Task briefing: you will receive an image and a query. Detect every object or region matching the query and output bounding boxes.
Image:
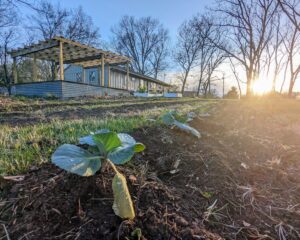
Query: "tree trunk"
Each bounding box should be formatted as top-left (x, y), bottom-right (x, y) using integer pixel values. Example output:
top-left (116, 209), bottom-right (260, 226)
top-left (197, 71), bottom-right (203, 96)
top-left (280, 62), bottom-right (289, 94)
top-left (272, 74), bottom-right (276, 93)
top-left (235, 76), bottom-right (242, 98)
top-left (246, 69), bottom-right (253, 97)
top-left (288, 77), bottom-right (295, 97)
top-left (3, 52), bottom-right (11, 96)
top-left (204, 81), bottom-right (209, 97)
top-left (181, 71), bottom-right (188, 94)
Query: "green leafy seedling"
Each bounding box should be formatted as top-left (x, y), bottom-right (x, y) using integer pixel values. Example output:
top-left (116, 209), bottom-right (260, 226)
top-left (51, 129), bottom-right (145, 219)
top-left (161, 111), bottom-right (201, 138)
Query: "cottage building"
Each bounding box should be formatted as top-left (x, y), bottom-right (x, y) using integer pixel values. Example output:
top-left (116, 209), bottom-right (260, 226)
top-left (8, 36), bottom-right (171, 98)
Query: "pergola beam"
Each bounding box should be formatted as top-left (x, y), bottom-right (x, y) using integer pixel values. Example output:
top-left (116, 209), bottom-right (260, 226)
top-left (56, 54), bottom-right (102, 65)
top-left (10, 37), bottom-right (130, 64)
top-left (9, 36), bottom-right (132, 84)
top-left (10, 40), bottom-right (59, 58)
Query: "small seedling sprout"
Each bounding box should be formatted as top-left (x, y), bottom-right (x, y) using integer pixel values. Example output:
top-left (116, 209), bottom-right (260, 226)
top-left (161, 110), bottom-right (201, 138)
top-left (51, 129), bottom-right (145, 220)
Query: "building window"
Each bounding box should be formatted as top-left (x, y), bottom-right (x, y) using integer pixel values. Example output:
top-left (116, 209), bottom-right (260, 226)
top-left (76, 72), bottom-right (82, 82)
top-left (89, 71), bottom-right (96, 84)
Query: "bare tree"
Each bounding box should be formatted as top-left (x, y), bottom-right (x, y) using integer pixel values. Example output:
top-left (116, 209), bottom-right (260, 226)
top-left (212, 0), bottom-right (278, 96)
top-left (282, 22), bottom-right (300, 96)
top-left (0, 29), bottom-right (18, 94)
top-left (229, 58), bottom-right (245, 97)
top-left (278, 0), bottom-right (300, 30)
top-left (28, 0), bottom-right (100, 80)
top-left (29, 1), bottom-right (100, 43)
top-left (65, 6), bottom-right (100, 46)
top-left (263, 13), bottom-right (286, 92)
top-left (191, 15), bottom-right (226, 96)
top-left (149, 30), bottom-right (169, 79)
top-left (0, 0), bottom-right (18, 29)
top-left (111, 16), bottom-right (169, 78)
top-left (29, 1), bottom-right (68, 39)
top-left (174, 18), bottom-right (202, 94)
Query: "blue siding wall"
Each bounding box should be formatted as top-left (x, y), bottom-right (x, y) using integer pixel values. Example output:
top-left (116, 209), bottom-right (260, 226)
top-left (14, 81), bottom-right (63, 98)
top-left (65, 65), bottom-right (115, 88)
top-left (64, 65), bottom-right (84, 83)
top-left (61, 81), bottom-right (129, 98)
top-left (85, 68), bottom-right (100, 85)
top-left (11, 81), bottom-right (130, 99)
top-left (104, 67), bottom-right (109, 87)
top-left (65, 65), bottom-right (105, 85)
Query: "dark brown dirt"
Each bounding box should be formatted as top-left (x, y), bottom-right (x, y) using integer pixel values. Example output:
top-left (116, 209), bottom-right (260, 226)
top-left (1, 99), bottom-right (300, 239)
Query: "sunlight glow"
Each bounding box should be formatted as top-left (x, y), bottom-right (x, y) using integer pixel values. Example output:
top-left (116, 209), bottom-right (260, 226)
top-left (251, 76), bottom-right (273, 95)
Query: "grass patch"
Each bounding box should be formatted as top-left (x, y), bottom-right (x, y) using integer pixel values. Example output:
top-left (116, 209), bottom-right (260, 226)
top-left (0, 116), bottom-right (154, 175)
top-left (0, 97), bottom-right (217, 175)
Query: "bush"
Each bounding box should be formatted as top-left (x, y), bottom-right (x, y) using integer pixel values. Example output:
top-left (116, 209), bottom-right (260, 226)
top-left (225, 87), bottom-right (239, 99)
top-left (137, 86), bottom-right (147, 93)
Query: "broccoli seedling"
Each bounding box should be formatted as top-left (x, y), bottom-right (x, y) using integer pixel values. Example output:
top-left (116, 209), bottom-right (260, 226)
top-left (51, 129), bottom-right (145, 220)
top-left (161, 111), bottom-right (201, 138)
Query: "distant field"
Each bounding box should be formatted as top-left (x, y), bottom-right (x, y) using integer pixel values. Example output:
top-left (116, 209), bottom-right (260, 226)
top-left (0, 96), bottom-right (217, 174)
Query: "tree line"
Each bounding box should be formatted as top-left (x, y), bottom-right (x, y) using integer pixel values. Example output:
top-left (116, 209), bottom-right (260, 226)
top-left (1, 0), bottom-right (300, 97)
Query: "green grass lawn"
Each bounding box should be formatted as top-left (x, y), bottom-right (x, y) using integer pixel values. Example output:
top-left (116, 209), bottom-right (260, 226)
top-left (0, 96), bottom-right (217, 175)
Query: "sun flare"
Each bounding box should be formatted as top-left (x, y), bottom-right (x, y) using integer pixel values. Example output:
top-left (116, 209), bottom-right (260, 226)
top-left (251, 77), bottom-right (273, 95)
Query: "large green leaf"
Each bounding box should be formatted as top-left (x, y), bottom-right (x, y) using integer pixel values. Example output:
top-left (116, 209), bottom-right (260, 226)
top-left (79, 131), bottom-right (145, 164)
top-left (79, 129), bottom-right (110, 146)
top-left (117, 133), bottom-right (136, 145)
top-left (51, 144), bottom-right (101, 176)
top-left (108, 143), bottom-right (145, 165)
top-left (108, 133), bottom-right (145, 165)
top-left (112, 172), bottom-right (135, 219)
top-left (93, 132), bottom-right (121, 154)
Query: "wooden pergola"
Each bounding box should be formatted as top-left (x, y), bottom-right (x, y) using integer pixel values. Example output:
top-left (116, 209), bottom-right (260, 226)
top-left (9, 36), bottom-right (131, 85)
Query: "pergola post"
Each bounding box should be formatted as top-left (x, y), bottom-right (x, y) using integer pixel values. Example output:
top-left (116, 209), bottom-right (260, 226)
top-left (147, 81), bottom-right (150, 92)
top-left (126, 62), bottom-right (129, 90)
top-left (54, 63), bottom-right (58, 80)
top-left (59, 41), bottom-right (64, 80)
top-left (97, 65), bottom-right (101, 86)
top-left (108, 65), bottom-right (111, 87)
top-left (101, 54), bottom-right (105, 86)
top-left (12, 57), bottom-right (18, 84)
top-left (82, 68), bottom-right (86, 83)
top-left (32, 54), bottom-right (37, 82)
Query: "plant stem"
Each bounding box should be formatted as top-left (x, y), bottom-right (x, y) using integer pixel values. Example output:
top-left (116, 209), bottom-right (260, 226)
top-left (106, 159), bottom-right (119, 174)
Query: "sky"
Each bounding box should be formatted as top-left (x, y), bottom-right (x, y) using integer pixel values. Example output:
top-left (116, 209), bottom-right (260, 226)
top-left (60, 0), bottom-right (212, 43)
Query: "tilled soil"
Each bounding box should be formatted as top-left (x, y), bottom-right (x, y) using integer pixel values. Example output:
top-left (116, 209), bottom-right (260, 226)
top-left (0, 97), bottom-right (205, 126)
top-left (1, 100), bottom-right (300, 239)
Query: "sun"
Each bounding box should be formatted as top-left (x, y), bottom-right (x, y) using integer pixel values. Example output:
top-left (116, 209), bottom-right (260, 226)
top-left (251, 77), bottom-right (273, 95)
